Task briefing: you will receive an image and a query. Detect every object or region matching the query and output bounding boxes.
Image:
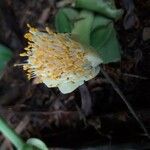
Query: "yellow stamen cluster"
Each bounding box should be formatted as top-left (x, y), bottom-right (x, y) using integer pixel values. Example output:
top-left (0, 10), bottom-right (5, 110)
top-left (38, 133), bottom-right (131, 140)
top-left (20, 25), bottom-right (102, 93)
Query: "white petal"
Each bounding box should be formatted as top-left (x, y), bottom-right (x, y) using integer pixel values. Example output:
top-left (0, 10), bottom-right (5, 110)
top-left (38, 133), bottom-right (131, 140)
top-left (58, 81), bottom-right (84, 94)
top-left (85, 51), bottom-right (103, 67)
top-left (84, 66), bottom-right (100, 81)
top-left (43, 79), bottom-right (60, 87)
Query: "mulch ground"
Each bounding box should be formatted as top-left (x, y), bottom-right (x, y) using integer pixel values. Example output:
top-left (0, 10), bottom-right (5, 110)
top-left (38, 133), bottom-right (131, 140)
top-left (0, 0), bottom-right (150, 149)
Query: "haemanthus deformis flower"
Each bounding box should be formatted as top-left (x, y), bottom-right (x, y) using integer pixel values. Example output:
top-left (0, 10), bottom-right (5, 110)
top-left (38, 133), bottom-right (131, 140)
top-left (20, 25), bottom-right (102, 94)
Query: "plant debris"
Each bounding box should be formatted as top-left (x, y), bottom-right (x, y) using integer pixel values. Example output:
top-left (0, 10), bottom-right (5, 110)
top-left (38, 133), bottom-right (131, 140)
top-left (0, 0), bottom-right (150, 149)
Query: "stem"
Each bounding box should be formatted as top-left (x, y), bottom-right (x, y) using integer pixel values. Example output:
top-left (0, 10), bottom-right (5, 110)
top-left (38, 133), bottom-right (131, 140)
top-left (0, 116), bottom-right (25, 150)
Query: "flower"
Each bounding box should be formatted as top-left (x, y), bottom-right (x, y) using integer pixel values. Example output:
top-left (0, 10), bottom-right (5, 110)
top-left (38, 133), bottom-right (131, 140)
top-left (20, 25), bottom-right (102, 94)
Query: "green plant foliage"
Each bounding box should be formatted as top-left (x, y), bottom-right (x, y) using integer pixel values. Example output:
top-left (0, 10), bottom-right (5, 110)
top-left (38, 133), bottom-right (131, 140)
top-left (0, 117), bottom-right (25, 150)
top-left (54, 0), bottom-right (123, 64)
top-left (75, 0), bottom-right (123, 21)
top-left (91, 16), bottom-right (121, 63)
top-left (90, 16), bottom-right (113, 49)
top-left (26, 138), bottom-right (48, 150)
top-left (55, 7), bottom-right (78, 33)
top-left (71, 10), bottom-right (94, 45)
top-left (0, 44), bottom-right (13, 77)
top-left (21, 144), bottom-right (35, 150)
top-left (0, 116), bottom-right (49, 150)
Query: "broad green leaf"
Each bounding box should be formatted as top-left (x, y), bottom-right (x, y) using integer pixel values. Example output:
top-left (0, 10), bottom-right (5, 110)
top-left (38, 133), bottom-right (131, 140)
top-left (91, 16), bottom-right (113, 49)
top-left (92, 15), bottom-right (112, 28)
top-left (0, 44), bottom-right (13, 75)
top-left (75, 0), bottom-right (123, 21)
top-left (99, 28), bottom-right (121, 63)
top-left (55, 8), bottom-right (79, 33)
top-left (91, 16), bottom-right (121, 63)
top-left (71, 10), bottom-right (94, 45)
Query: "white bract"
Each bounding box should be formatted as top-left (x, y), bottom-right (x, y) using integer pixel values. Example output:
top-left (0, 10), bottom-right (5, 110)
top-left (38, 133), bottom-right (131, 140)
top-left (20, 25), bottom-right (102, 93)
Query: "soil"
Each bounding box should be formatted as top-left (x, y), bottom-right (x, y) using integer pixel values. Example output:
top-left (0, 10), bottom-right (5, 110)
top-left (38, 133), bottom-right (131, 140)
top-left (0, 0), bottom-right (150, 149)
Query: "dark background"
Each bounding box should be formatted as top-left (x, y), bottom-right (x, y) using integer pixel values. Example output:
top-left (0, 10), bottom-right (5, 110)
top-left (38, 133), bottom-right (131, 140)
top-left (0, 0), bottom-right (150, 149)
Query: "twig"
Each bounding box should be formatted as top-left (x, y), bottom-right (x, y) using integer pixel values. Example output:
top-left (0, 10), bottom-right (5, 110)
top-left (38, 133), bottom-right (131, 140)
top-left (100, 65), bottom-right (150, 139)
top-left (122, 73), bottom-right (149, 80)
top-left (79, 84), bottom-right (92, 116)
top-left (72, 100), bottom-right (87, 126)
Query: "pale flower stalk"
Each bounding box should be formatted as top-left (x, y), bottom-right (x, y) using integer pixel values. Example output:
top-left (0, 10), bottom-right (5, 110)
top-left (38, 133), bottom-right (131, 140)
top-left (20, 25), bottom-right (102, 94)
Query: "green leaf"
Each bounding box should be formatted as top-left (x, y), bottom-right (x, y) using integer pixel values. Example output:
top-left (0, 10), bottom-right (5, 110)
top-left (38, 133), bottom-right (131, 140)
top-left (91, 16), bottom-right (121, 63)
top-left (55, 1), bottom-right (122, 64)
top-left (91, 16), bottom-right (113, 49)
top-left (75, 0), bottom-right (123, 21)
top-left (26, 138), bottom-right (48, 150)
top-left (0, 44), bottom-right (13, 76)
top-left (22, 144), bottom-right (35, 150)
top-left (71, 10), bottom-right (94, 45)
top-left (0, 117), bottom-right (25, 150)
top-left (55, 8), bottom-right (79, 33)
